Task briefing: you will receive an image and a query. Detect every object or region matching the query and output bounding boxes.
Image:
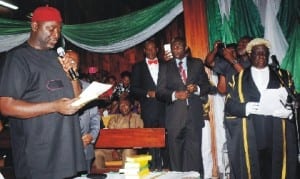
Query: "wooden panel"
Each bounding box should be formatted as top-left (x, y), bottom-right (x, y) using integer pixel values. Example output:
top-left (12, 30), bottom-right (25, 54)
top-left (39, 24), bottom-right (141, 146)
top-left (95, 128), bottom-right (165, 148)
top-left (183, 0), bottom-right (209, 60)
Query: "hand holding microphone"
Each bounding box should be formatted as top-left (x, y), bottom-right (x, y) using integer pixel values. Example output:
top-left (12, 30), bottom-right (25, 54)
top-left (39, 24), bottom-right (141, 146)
top-left (57, 47), bottom-right (79, 80)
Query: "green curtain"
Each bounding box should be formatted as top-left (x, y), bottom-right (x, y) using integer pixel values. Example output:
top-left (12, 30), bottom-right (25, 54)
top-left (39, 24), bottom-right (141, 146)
top-left (280, 23), bottom-right (300, 92)
top-left (277, 0), bottom-right (299, 42)
top-left (229, 0), bottom-right (263, 39)
top-left (0, 18), bottom-right (30, 35)
top-left (278, 0), bottom-right (300, 92)
top-left (205, 0), bottom-right (223, 50)
top-left (206, 0), bottom-right (263, 50)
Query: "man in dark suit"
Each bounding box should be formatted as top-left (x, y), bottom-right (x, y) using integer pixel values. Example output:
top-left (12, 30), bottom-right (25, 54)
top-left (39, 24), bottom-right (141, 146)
top-left (156, 37), bottom-right (210, 173)
top-left (131, 39), bottom-right (167, 170)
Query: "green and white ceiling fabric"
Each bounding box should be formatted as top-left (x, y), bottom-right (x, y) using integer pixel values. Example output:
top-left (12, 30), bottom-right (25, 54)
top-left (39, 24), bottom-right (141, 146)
top-left (0, 0), bottom-right (183, 53)
top-left (0, 0), bottom-right (299, 91)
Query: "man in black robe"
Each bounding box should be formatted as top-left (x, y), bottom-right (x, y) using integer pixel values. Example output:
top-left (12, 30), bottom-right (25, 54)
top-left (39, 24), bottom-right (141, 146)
top-left (225, 38), bottom-right (298, 179)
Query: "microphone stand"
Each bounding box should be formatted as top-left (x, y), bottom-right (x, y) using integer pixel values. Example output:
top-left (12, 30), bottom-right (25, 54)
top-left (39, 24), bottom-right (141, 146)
top-left (269, 64), bottom-right (300, 163)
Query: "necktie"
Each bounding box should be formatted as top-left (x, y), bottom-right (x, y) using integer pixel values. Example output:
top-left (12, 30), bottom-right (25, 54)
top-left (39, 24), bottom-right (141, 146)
top-left (178, 61), bottom-right (187, 83)
top-left (148, 59), bottom-right (158, 65)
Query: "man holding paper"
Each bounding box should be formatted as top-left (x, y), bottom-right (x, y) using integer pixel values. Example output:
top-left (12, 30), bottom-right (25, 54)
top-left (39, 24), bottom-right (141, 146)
top-left (0, 6), bottom-right (86, 179)
top-left (224, 38), bottom-right (298, 179)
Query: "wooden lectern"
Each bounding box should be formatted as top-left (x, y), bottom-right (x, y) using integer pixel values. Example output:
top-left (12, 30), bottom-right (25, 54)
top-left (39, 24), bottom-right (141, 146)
top-left (92, 128), bottom-right (166, 173)
top-left (95, 128), bottom-right (165, 148)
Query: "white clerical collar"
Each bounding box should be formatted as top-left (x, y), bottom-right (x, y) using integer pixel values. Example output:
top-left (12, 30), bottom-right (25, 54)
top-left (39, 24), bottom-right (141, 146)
top-left (251, 66), bottom-right (269, 92)
top-left (251, 66), bottom-right (269, 74)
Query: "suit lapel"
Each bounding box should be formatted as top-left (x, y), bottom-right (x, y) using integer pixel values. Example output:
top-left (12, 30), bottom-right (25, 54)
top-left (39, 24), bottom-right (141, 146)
top-left (244, 68), bottom-right (261, 101)
top-left (142, 60), bottom-right (156, 86)
top-left (186, 57), bottom-right (193, 84)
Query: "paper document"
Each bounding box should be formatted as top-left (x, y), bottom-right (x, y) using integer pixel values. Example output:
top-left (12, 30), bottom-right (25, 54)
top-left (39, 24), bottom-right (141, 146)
top-left (257, 87), bottom-right (288, 115)
top-left (71, 81), bottom-right (112, 107)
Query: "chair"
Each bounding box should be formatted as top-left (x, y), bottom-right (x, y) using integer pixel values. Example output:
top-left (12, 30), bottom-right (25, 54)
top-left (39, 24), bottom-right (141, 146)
top-left (91, 128), bottom-right (166, 173)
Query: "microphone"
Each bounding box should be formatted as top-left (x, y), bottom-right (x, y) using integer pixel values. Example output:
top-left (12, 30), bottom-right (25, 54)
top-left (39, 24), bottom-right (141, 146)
top-left (57, 47), bottom-right (79, 80)
top-left (270, 55), bottom-right (280, 70)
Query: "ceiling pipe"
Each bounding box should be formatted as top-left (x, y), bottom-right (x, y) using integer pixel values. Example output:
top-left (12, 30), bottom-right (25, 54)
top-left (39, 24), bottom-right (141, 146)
top-left (0, 0), bottom-right (18, 10)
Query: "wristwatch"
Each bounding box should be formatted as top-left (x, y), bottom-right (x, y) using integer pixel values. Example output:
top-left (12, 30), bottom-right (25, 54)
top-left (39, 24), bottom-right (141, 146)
top-left (232, 59), bottom-right (238, 65)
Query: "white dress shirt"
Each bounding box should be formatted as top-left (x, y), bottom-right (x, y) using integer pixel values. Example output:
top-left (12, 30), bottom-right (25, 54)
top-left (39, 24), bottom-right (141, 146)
top-left (146, 58), bottom-right (159, 85)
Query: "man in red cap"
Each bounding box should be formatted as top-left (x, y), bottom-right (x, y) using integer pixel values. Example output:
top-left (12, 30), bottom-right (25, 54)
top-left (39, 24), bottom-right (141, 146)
top-left (0, 6), bottom-right (86, 179)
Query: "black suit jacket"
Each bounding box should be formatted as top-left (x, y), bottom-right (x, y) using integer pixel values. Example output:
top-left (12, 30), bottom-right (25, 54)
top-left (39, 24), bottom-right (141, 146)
top-left (130, 59), bottom-right (166, 127)
top-left (156, 57), bottom-right (210, 128)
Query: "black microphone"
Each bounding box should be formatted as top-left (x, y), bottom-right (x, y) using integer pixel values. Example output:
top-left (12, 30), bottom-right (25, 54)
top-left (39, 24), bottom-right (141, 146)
top-left (57, 47), bottom-right (79, 80)
top-left (270, 55), bottom-right (280, 70)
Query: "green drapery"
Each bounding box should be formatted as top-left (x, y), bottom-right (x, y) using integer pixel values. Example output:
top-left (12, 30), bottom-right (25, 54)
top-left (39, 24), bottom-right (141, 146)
top-left (277, 0), bottom-right (299, 43)
top-left (277, 0), bottom-right (300, 91)
top-left (229, 0), bottom-right (263, 39)
top-left (0, 0), bottom-right (182, 53)
top-left (205, 0), bottom-right (223, 49)
top-left (206, 0), bottom-right (263, 50)
top-left (0, 18), bottom-right (30, 34)
top-left (62, 0), bottom-right (180, 46)
top-left (281, 23), bottom-right (300, 92)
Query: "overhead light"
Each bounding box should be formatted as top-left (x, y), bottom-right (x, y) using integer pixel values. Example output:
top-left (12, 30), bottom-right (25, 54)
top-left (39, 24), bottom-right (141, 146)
top-left (0, 0), bottom-right (18, 10)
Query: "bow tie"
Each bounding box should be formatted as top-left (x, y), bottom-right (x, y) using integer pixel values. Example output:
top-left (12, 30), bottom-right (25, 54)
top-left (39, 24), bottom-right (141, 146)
top-left (148, 59), bottom-right (158, 65)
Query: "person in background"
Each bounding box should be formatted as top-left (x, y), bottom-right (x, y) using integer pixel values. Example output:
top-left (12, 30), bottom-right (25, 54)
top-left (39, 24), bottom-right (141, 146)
top-left (131, 39), bottom-right (168, 170)
top-left (224, 38), bottom-right (298, 179)
top-left (205, 36), bottom-right (252, 178)
top-left (79, 80), bottom-right (101, 173)
top-left (0, 6), bottom-right (86, 179)
top-left (205, 36), bottom-right (252, 94)
top-left (93, 97), bottom-right (143, 169)
top-left (67, 50), bottom-right (101, 173)
top-left (99, 75), bottom-right (117, 101)
top-left (111, 71), bottom-right (131, 101)
top-left (156, 37), bottom-right (210, 175)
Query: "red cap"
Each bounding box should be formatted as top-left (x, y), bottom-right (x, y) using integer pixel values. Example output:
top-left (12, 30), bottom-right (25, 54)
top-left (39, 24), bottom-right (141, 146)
top-left (31, 6), bottom-right (62, 22)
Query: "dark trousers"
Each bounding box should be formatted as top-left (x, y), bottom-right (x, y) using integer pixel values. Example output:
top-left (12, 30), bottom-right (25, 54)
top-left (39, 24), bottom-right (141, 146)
top-left (167, 126), bottom-right (203, 173)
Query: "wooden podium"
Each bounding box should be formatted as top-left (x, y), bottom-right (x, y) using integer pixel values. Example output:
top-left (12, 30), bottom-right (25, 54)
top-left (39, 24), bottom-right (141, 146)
top-left (95, 128), bottom-right (165, 149)
top-left (92, 128), bottom-right (166, 173)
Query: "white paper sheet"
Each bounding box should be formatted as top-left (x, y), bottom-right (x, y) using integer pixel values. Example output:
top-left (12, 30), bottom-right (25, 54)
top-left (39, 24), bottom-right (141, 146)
top-left (71, 81), bottom-right (112, 107)
top-left (257, 87), bottom-right (288, 115)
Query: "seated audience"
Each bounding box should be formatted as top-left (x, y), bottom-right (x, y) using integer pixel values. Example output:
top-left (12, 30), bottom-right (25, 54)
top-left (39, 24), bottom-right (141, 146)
top-left (93, 97), bottom-right (143, 169)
